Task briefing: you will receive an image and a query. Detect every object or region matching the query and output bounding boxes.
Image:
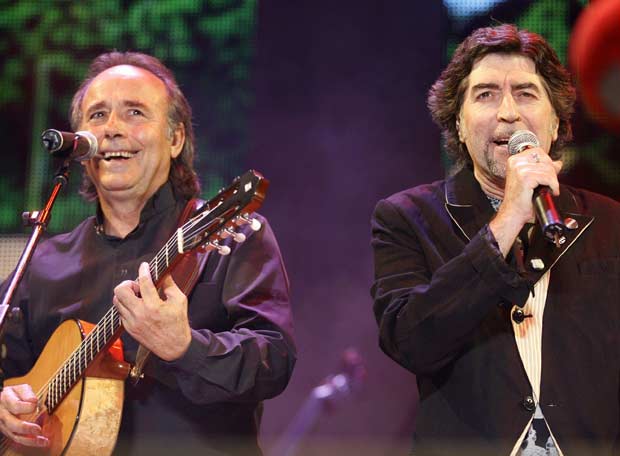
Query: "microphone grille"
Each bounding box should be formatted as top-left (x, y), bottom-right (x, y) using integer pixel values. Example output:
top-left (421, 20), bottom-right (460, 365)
top-left (508, 130), bottom-right (539, 156)
top-left (75, 130), bottom-right (99, 161)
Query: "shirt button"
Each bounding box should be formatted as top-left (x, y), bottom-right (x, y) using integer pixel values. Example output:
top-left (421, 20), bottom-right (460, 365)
top-left (512, 308), bottom-right (526, 324)
top-left (522, 395), bottom-right (536, 412)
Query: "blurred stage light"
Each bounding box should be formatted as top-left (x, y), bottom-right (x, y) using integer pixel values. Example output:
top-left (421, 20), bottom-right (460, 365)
top-left (570, 0), bottom-right (620, 133)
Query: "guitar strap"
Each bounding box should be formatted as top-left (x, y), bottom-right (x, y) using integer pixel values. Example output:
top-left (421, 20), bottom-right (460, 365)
top-left (130, 197), bottom-right (210, 384)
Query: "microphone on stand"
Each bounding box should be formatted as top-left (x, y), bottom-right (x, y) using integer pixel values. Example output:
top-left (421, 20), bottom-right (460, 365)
top-left (507, 130), bottom-right (565, 247)
top-left (41, 129), bottom-right (98, 162)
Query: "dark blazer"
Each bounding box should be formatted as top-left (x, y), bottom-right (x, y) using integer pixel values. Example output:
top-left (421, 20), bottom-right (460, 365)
top-left (371, 167), bottom-right (620, 455)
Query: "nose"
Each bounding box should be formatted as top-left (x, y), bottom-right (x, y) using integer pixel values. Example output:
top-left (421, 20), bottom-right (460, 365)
top-left (497, 93), bottom-right (521, 123)
top-left (103, 111), bottom-right (125, 139)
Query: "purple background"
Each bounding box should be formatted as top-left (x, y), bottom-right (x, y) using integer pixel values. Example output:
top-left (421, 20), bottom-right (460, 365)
top-left (248, 2), bottom-right (445, 453)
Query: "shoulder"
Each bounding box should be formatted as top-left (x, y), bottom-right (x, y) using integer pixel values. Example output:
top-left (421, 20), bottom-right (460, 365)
top-left (563, 185), bottom-right (620, 218)
top-left (562, 185), bottom-right (620, 249)
top-left (35, 217), bottom-right (97, 258)
top-left (373, 178), bottom-right (447, 226)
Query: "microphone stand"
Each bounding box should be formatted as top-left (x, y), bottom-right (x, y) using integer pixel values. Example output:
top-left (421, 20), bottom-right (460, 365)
top-left (0, 156), bottom-right (72, 339)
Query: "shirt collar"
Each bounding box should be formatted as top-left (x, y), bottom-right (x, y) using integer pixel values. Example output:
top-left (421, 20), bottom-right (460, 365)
top-left (94, 181), bottom-right (179, 238)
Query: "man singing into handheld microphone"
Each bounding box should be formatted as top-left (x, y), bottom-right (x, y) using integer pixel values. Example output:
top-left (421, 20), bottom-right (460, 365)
top-left (371, 25), bottom-right (620, 455)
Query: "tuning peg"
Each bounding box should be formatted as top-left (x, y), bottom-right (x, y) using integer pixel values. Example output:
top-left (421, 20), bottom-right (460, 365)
top-left (234, 214), bottom-right (261, 231)
top-left (227, 228), bottom-right (247, 243)
top-left (249, 218), bottom-right (261, 231)
top-left (207, 240), bottom-right (231, 256)
top-left (218, 228), bottom-right (247, 243)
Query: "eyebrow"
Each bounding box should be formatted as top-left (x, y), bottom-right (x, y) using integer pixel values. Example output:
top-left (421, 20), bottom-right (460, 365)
top-left (84, 101), bottom-right (107, 116)
top-left (512, 82), bottom-right (541, 93)
top-left (470, 82), bottom-right (542, 93)
top-left (84, 100), bottom-right (150, 116)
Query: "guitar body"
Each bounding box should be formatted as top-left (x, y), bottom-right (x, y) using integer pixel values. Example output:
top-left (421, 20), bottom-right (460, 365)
top-left (2, 320), bottom-right (128, 456)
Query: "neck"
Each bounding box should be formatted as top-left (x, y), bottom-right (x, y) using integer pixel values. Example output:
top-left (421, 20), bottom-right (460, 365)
top-left (473, 167), bottom-right (505, 201)
top-left (99, 194), bottom-right (150, 238)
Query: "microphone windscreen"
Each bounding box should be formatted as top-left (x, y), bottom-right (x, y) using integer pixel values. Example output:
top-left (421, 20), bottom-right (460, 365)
top-left (508, 130), bottom-right (540, 156)
top-left (74, 131), bottom-right (98, 161)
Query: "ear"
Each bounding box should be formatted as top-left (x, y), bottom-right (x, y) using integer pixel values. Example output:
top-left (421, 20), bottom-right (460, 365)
top-left (169, 122), bottom-right (185, 159)
top-left (456, 116), bottom-right (466, 143)
top-left (550, 116), bottom-right (559, 142)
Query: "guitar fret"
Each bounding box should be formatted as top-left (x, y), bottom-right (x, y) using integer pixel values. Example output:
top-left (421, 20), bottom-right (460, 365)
top-left (67, 363), bottom-right (71, 393)
top-left (90, 333), bottom-right (94, 364)
top-left (48, 382), bottom-right (53, 410)
top-left (103, 313), bottom-right (109, 343)
top-left (56, 375), bottom-right (61, 407)
top-left (59, 368), bottom-right (64, 402)
top-left (69, 357), bottom-right (75, 389)
top-left (53, 378), bottom-right (59, 409)
top-left (73, 351), bottom-right (78, 382)
top-left (92, 326), bottom-right (101, 353)
top-left (63, 363), bottom-right (69, 395)
top-left (176, 227), bottom-right (184, 253)
top-left (47, 384), bottom-right (52, 410)
top-left (154, 255), bottom-right (159, 281)
top-left (165, 240), bottom-right (170, 267)
top-left (62, 366), bottom-right (67, 398)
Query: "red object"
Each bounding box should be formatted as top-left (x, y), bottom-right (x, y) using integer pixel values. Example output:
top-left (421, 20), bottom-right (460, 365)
top-left (570, 0), bottom-right (620, 132)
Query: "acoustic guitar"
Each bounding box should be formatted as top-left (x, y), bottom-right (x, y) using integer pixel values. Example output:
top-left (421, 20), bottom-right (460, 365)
top-left (0, 170), bottom-right (268, 455)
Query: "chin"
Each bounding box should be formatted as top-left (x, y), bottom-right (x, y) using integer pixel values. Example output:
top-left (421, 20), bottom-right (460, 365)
top-left (486, 159), bottom-right (507, 180)
top-left (96, 182), bottom-right (136, 196)
top-left (483, 149), bottom-right (507, 179)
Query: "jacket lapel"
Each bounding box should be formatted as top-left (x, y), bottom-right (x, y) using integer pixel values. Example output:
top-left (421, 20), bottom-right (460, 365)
top-left (444, 167), bottom-right (495, 242)
top-left (522, 190), bottom-right (594, 283)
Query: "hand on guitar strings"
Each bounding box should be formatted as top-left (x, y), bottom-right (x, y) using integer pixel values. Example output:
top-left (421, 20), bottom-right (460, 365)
top-left (0, 384), bottom-right (49, 447)
top-left (113, 262), bottom-right (192, 362)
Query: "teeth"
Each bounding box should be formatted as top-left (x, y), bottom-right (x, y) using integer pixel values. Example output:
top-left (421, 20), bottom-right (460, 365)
top-left (103, 151), bottom-right (134, 159)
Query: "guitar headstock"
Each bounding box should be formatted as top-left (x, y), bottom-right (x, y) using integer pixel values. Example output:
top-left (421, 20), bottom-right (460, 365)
top-left (181, 170), bottom-right (269, 255)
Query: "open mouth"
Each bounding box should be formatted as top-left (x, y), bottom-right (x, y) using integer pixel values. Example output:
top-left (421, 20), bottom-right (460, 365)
top-left (492, 139), bottom-right (509, 147)
top-left (101, 151), bottom-right (135, 161)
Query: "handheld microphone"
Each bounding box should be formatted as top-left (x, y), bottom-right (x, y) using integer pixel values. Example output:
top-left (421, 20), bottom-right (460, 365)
top-left (41, 129), bottom-right (98, 162)
top-left (508, 130), bottom-right (565, 247)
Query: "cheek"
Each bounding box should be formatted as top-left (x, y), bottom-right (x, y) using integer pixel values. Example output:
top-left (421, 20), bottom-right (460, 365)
top-left (135, 126), bottom-right (169, 149)
top-left (82, 161), bottom-right (94, 175)
top-left (82, 161), bottom-right (100, 184)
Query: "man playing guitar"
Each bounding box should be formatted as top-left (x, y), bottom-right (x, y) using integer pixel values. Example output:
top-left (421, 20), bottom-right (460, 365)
top-left (0, 52), bottom-right (296, 455)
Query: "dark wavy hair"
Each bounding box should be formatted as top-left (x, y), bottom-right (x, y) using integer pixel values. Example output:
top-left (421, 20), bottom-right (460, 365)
top-left (427, 24), bottom-right (576, 167)
top-left (70, 51), bottom-right (201, 201)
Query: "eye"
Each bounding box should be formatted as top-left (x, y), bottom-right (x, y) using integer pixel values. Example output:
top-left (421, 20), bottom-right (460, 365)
top-left (129, 109), bottom-right (144, 116)
top-left (475, 91), bottom-right (492, 101)
top-left (89, 111), bottom-right (105, 120)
